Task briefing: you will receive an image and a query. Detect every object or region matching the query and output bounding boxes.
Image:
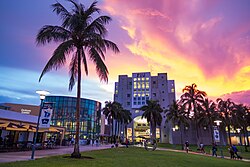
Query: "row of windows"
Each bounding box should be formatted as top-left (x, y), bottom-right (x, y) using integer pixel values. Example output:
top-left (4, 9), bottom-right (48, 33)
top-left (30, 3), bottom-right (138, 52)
top-left (133, 101), bottom-right (146, 105)
top-left (133, 77), bottom-right (149, 81)
top-left (133, 96), bottom-right (150, 100)
top-left (133, 93), bottom-right (150, 97)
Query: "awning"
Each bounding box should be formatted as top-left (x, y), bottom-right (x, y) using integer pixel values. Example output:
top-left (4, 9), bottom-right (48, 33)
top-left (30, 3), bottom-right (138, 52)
top-left (0, 122), bottom-right (28, 131)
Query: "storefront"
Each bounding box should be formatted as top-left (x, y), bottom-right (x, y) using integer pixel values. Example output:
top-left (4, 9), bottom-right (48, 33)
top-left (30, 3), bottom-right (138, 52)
top-left (0, 109), bottom-right (65, 150)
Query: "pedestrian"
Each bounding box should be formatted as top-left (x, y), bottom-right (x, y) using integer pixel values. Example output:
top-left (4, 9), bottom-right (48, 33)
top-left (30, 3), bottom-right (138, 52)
top-left (232, 145), bottom-right (242, 159)
top-left (185, 141), bottom-right (189, 153)
top-left (199, 142), bottom-right (205, 154)
top-left (212, 143), bottom-right (217, 157)
top-left (228, 146), bottom-right (235, 159)
top-left (125, 138), bottom-right (129, 148)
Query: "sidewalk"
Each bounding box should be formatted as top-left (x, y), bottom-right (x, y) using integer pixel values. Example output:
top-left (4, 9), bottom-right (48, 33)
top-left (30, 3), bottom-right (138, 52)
top-left (0, 144), bottom-right (112, 163)
top-left (156, 147), bottom-right (250, 163)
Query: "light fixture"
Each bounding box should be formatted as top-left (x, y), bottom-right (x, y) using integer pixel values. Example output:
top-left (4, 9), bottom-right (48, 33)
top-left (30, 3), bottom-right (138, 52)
top-left (236, 128), bottom-right (241, 133)
top-left (172, 128), bottom-right (176, 132)
top-left (36, 90), bottom-right (50, 100)
top-left (214, 120), bottom-right (222, 126)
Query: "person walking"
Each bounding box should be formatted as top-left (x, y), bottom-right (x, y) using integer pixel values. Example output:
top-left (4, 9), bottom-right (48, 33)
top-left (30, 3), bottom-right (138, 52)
top-left (199, 142), bottom-right (205, 154)
top-left (125, 138), bottom-right (129, 148)
top-left (185, 141), bottom-right (189, 153)
top-left (212, 143), bottom-right (217, 157)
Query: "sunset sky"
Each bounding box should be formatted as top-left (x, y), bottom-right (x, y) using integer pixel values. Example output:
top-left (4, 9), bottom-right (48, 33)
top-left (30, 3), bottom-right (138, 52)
top-left (0, 0), bottom-right (249, 106)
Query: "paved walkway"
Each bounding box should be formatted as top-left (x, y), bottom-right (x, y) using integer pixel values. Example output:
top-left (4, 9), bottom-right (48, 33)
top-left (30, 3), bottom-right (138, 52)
top-left (0, 144), bottom-right (112, 163)
top-left (156, 147), bottom-right (250, 163)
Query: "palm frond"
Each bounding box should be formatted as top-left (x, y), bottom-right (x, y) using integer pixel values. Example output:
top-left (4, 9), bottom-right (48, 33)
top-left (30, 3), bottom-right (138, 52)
top-left (36, 25), bottom-right (71, 45)
top-left (89, 48), bottom-right (109, 83)
top-left (69, 53), bottom-right (78, 91)
top-left (39, 40), bottom-right (74, 81)
top-left (81, 49), bottom-right (88, 76)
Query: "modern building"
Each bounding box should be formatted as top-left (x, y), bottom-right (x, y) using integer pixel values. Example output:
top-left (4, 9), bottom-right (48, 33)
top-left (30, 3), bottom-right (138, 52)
top-left (44, 96), bottom-right (101, 141)
top-left (114, 72), bottom-right (176, 143)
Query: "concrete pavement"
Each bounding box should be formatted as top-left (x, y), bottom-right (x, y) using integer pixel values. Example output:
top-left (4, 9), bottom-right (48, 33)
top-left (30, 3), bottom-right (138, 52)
top-left (0, 144), bottom-right (112, 163)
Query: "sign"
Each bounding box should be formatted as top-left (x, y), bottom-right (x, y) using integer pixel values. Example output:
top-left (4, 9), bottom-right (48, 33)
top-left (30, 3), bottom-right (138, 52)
top-left (39, 102), bottom-right (53, 128)
top-left (21, 109), bottom-right (31, 114)
top-left (214, 129), bottom-right (220, 142)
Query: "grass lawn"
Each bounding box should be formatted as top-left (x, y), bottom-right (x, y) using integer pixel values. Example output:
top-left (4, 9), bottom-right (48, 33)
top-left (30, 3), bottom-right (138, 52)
top-left (0, 147), bottom-right (249, 167)
top-left (158, 143), bottom-right (250, 160)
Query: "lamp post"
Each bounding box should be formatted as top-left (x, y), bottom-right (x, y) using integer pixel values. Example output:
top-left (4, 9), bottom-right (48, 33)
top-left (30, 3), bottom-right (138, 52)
top-left (214, 120), bottom-right (223, 158)
top-left (31, 90), bottom-right (49, 160)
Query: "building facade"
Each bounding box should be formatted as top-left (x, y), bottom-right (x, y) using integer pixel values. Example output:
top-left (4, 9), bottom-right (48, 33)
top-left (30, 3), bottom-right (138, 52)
top-left (114, 72), bottom-right (176, 143)
top-left (44, 96), bottom-right (101, 141)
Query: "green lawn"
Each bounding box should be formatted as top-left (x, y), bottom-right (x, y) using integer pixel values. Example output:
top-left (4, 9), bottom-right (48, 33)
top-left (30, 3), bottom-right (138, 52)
top-left (0, 147), bottom-right (249, 167)
top-left (158, 143), bottom-right (250, 160)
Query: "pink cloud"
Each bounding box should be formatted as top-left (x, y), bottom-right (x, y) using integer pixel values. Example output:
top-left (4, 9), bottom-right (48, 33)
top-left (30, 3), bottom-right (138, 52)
top-left (220, 90), bottom-right (250, 106)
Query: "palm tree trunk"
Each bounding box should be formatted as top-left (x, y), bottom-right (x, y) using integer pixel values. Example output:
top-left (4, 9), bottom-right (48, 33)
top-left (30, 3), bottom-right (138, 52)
top-left (195, 119), bottom-right (200, 146)
top-left (210, 124), bottom-right (214, 144)
top-left (243, 127), bottom-right (248, 152)
top-left (227, 125), bottom-right (232, 146)
top-left (180, 124), bottom-right (184, 150)
top-left (71, 49), bottom-right (81, 158)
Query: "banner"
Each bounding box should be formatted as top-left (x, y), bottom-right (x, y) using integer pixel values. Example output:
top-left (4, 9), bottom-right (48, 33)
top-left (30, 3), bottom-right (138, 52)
top-left (214, 129), bottom-right (220, 142)
top-left (39, 102), bottom-right (53, 128)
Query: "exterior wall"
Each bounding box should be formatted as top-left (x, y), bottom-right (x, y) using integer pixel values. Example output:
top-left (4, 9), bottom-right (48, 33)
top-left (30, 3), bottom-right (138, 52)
top-left (45, 96), bottom-right (101, 140)
top-left (114, 72), bottom-right (176, 143)
top-left (2, 103), bottom-right (40, 116)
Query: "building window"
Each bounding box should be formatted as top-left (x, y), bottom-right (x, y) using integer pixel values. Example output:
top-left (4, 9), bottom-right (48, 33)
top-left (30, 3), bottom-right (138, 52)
top-left (162, 91), bottom-right (164, 93)
top-left (153, 81), bottom-right (156, 84)
top-left (164, 126), bottom-right (166, 128)
top-left (153, 93), bottom-right (156, 97)
top-left (164, 135), bottom-right (167, 137)
top-left (163, 99), bottom-right (165, 101)
top-left (171, 88), bottom-right (175, 92)
top-left (127, 94), bottom-right (130, 97)
top-left (138, 101), bottom-right (141, 105)
top-left (127, 102), bottom-right (130, 106)
top-left (142, 101), bottom-right (145, 105)
top-left (162, 84), bottom-right (164, 86)
top-left (133, 102), bottom-right (137, 105)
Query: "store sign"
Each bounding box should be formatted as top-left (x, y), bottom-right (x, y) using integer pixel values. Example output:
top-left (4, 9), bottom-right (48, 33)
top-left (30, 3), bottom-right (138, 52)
top-left (21, 109), bottom-right (31, 114)
top-left (39, 102), bottom-right (53, 128)
top-left (214, 129), bottom-right (220, 142)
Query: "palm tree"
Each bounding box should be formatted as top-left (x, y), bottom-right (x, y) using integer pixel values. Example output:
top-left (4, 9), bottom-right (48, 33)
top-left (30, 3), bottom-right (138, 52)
top-left (36, 0), bottom-right (119, 158)
top-left (121, 109), bottom-right (132, 140)
top-left (165, 100), bottom-right (189, 149)
top-left (197, 98), bottom-right (218, 144)
top-left (140, 100), bottom-right (163, 140)
top-left (216, 98), bottom-right (234, 146)
top-left (180, 83), bottom-right (207, 145)
top-left (233, 104), bottom-right (249, 151)
top-left (102, 101), bottom-right (122, 143)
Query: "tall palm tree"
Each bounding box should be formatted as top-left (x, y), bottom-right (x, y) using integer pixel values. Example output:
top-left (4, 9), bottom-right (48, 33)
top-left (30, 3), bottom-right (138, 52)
top-left (216, 98), bottom-right (234, 146)
top-left (233, 104), bottom-right (249, 151)
top-left (165, 100), bottom-right (189, 149)
top-left (180, 83), bottom-right (207, 145)
top-left (140, 100), bottom-right (163, 140)
top-left (197, 98), bottom-right (218, 144)
top-left (37, 0), bottom-right (119, 158)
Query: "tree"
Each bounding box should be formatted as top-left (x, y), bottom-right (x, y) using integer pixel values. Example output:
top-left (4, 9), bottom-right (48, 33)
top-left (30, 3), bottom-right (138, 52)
top-left (216, 98), bottom-right (234, 146)
top-left (165, 100), bottom-right (189, 149)
top-left (233, 104), bottom-right (249, 151)
top-left (180, 83), bottom-right (207, 145)
top-left (37, 0), bottom-right (119, 158)
top-left (140, 100), bottom-right (163, 140)
top-left (197, 98), bottom-right (218, 144)
top-left (103, 101), bottom-right (119, 143)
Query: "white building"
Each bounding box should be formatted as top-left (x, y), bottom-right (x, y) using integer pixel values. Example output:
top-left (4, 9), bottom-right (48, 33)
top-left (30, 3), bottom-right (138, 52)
top-left (114, 72), bottom-right (175, 143)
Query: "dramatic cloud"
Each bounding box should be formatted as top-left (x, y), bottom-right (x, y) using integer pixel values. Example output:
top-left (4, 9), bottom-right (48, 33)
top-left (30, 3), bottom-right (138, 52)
top-left (102, 0), bottom-right (250, 101)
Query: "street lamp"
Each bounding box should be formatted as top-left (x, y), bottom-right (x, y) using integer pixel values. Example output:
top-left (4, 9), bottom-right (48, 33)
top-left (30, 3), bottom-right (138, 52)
top-left (31, 90), bottom-right (50, 160)
top-left (214, 120), bottom-right (224, 158)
